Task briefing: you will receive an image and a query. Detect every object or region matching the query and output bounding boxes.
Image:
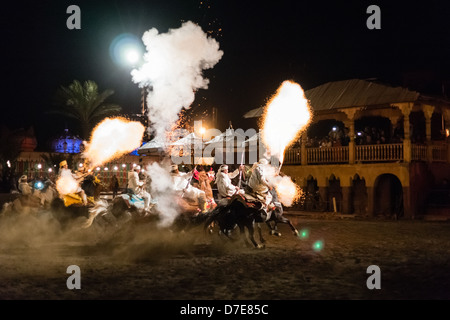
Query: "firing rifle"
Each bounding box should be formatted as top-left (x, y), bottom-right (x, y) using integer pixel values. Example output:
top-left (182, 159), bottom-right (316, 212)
top-left (181, 165), bottom-right (197, 198)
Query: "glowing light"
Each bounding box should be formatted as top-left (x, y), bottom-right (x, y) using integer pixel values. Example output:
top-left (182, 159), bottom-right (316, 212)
top-left (312, 240), bottom-right (324, 252)
top-left (84, 117), bottom-right (145, 168)
top-left (133, 163), bottom-right (137, 167)
top-left (114, 166), bottom-right (118, 171)
top-left (125, 48), bottom-right (140, 65)
top-left (37, 164), bottom-right (42, 169)
top-left (79, 163), bottom-right (83, 167)
top-left (6, 160), bottom-right (10, 168)
top-left (261, 80), bottom-right (312, 165)
top-left (109, 33), bottom-right (143, 67)
top-left (96, 167), bottom-right (101, 171)
top-left (34, 181), bottom-right (44, 190)
top-left (104, 167), bottom-right (109, 171)
top-left (298, 228), bottom-right (309, 240)
top-left (273, 175), bottom-right (301, 207)
top-left (122, 164), bottom-right (126, 168)
top-left (48, 168), bottom-right (52, 172)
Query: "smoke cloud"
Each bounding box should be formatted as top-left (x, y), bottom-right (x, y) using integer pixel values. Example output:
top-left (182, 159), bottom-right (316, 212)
top-left (145, 162), bottom-right (180, 228)
top-left (131, 21), bottom-right (223, 142)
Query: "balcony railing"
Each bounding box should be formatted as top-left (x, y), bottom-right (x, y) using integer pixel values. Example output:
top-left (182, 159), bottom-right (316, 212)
top-left (356, 144), bottom-right (403, 162)
top-left (284, 143), bottom-right (448, 165)
top-left (308, 146), bottom-right (348, 164)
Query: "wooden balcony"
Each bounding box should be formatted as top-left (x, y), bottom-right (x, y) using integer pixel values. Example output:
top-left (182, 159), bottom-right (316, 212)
top-left (284, 143), bottom-right (449, 165)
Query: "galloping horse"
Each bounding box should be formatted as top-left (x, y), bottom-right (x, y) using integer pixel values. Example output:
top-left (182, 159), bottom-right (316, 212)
top-left (204, 189), bottom-right (299, 248)
top-left (204, 194), bottom-right (268, 249)
top-left (50, 174), bottom-right (102, 230)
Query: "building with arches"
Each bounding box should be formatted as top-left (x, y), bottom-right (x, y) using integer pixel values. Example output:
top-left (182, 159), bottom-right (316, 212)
top-left (245, 78), bottom-right (450, 219)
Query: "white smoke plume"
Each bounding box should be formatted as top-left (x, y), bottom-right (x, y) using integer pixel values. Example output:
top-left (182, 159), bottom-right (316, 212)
top-left (131, 21), bottom-right (223, 142)
top-left (145, 162), bottom-right (180, 228)
top-left (56, 169), bottom-right (79, 195)
top-left (264, 164), bottom-right (300, 207)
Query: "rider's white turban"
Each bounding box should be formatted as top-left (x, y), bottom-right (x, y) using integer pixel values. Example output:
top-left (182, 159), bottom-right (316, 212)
top-left (170, 164), bottom-right (178, 171)
top-left (219, 165), bottom-right (228, 172)
top-left (259, 158), bottom-right (268, 165)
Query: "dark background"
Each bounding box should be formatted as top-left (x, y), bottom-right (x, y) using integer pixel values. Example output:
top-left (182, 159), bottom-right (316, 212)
top-left (2, 0), bottom-right (450, 149)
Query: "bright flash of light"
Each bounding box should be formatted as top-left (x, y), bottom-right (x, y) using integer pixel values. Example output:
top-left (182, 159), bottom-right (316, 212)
top-left (273, 175), bottom-right (301, 207)
top-left (261, 80), bottom-right (311, 165)
top-left (265, 165), bottom-right (301, 207)
top-left (298, 228), bottom-right (309, 240)
top-left (109, 33), bottom-right (143, 67)
top-left (125, 48), bottom-right (140, 65)
top-left (312, 239), bottom-right (324, 252)
top-left (84, 117), bottom-right (145, 168)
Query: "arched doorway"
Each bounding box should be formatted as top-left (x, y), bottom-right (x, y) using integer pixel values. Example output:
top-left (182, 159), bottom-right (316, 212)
top-left (374, 174), bottom-right (404, 218)
top-left (299, 176), bottom-right (325, 211)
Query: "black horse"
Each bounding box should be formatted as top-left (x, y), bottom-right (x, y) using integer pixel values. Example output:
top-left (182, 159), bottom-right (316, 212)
top-left (204, 190), bottom-right (299, 248)
top-left (204, 194), bottom-right (268, 249)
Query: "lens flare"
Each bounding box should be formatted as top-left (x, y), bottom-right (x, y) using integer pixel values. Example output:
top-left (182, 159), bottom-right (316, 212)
top-left (312, 240), bottom-right (324, 252)
top-left (298, 228), bottom-right (309, 240)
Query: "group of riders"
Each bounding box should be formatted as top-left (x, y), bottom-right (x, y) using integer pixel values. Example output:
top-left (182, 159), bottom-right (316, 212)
top-left (123, 158), bottom-right (278, 219)
top-left (6, 157), bottom-right (279, 222)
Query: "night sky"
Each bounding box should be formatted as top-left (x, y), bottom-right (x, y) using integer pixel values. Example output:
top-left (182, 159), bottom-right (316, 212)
top-left (2, 0), bottom-right (450, 150)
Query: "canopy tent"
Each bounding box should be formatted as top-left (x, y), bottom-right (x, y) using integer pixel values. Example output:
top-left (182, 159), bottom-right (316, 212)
top-left (170, 132), bottom-right (203, 147)
top-left (137, 139), bottom-right (166, 155)
top-left (204, 127), bottom-right (246, 147)
top-left (243, 107), bottom-right (265, 119)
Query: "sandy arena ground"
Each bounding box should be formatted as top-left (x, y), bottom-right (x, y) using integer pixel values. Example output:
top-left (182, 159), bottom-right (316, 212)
top-left (1, 206), bottom-right (450, 306)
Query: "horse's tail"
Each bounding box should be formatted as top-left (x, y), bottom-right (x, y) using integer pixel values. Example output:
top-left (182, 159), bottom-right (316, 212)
top-left (82, 199), bottom-right (109, 228)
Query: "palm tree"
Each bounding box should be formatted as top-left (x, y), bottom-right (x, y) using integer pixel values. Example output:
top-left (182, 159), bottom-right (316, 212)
top-left (49, 80), bottom-right (122, 140)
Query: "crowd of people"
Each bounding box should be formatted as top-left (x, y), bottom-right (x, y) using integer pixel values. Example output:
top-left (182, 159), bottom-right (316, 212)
top-left (293, 125), bottom-right (405, 149)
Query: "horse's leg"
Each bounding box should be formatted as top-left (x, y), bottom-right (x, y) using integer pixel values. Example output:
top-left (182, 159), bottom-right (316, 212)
top-left (246, 223), bottom-right (265, 249)
top-left (277, 216), bottom-right (299, 236)
top-left (257, 222), bottom-right (266, 244)
top-left (267, 220), bottom-right (282, 237)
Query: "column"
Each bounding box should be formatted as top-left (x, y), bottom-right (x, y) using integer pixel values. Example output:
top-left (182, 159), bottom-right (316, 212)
top-left (443, 109), bottom-right (450, 162)
top-left (393, 103), bottom-right (413, 163)
top-left (423, 104), bottom-right (435, 162)
top-left (366, 186), bottom-right (375, 217)
top-left (343, 108), bottom-right (358, 165)
top-left (301, 132), bottom-right (307, 165)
